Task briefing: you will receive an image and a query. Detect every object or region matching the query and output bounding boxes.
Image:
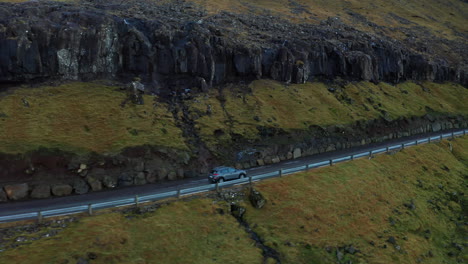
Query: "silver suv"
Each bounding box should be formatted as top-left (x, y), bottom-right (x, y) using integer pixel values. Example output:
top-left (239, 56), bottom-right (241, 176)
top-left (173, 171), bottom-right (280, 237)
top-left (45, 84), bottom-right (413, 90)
top-left (208, 166), bottom-right (247, 183)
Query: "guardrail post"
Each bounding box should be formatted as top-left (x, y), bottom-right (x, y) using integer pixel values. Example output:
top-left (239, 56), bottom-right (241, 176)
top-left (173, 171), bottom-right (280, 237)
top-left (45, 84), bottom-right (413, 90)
top-left (428, 137), bottom-right (431, 143)
top-left (216, 182), bottom-right (219, 192)
top-left (351, 155), bottom-right (354, 160)
top-left (401, 144), bottom-right (405, 149)
top-left (279, 169), bottom-right (283, 177)
top-left (135, 195), bottom-right (139, 206)
top-left (415, 140), bottom-right (418, 145)
top-left (306, 164), bottom-right (310, 171)
top-left (249, 176), bottom-right (252, 187)
top-left (88, 204), bottom-right (93, 216)
top-left (177, 189), bottom-right (181, 199)
top-left (386, 147), bottom-right (389, 153)
top-left (37, 211), bottom-right (43, 224)
top-left (464, 130), bottom-right (466, 136)
top-left (329, 160), bottom-right (333, 166)
top-left (440, 135), bottom-right (443, 141)
top-left (451, 132), bottom-right (455, 139)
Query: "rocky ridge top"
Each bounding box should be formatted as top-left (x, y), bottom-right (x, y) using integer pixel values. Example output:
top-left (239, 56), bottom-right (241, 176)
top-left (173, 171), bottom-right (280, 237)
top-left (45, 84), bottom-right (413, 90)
top-left (0, 0), bottom-right (466, 91)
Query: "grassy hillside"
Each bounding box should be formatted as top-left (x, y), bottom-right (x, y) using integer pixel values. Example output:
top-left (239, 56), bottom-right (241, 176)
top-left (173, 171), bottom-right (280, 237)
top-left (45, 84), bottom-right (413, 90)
top-left (188, 80), bottom-right (468, 150)
top-left (0, 137), bottom-right (466, 263)
top-left (0, 80), bottom-right (466, 155)
top-left (189, 0), bottom-right (467, 39)
top-left (0, 82), bottom-right (187, 155)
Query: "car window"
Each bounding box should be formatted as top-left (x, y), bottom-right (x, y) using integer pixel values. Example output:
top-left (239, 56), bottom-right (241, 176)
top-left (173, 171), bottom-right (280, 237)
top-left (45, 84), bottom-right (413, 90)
top-left (229, 168), bottom-right (235, 172)
top-left (221, 169), bottom-right (227, 174)
top-left (211, 170), bottom-right (217, 174)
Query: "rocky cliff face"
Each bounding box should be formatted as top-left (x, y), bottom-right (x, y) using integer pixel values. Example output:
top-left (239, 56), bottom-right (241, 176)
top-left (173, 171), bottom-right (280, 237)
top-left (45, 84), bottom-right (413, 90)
top-left (0, 1), bottom-right (466, 90)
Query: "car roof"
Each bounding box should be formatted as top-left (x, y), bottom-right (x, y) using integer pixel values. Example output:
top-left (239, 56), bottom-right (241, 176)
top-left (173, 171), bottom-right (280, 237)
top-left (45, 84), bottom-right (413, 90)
top-left (212, 166), bottom-right (233, 170)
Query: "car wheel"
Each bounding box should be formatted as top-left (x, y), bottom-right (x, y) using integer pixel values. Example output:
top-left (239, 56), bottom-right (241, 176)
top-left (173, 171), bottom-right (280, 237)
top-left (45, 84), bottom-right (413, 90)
top-left (218, 178), bottom-right (224, 183)
top-left (239, 174), bottom-right (246, 179)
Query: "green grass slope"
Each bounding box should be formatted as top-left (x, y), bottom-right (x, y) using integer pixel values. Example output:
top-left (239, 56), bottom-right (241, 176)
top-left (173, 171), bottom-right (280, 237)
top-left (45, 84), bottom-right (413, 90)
top-left (0, 80), bottom-right (466, 155)
top-left (0, 137), bottom-right (466, 263)
top-left (188, 80), bottom-right (468, 151)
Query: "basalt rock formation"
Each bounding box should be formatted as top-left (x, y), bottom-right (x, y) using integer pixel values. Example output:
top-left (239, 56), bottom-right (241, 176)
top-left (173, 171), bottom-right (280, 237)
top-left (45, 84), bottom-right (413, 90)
top-left (0, 1), bottom-right (467, 91)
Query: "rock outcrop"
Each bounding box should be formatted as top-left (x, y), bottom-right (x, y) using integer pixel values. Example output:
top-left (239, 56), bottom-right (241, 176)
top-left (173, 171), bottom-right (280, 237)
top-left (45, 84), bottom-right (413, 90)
top-left (0, 1), bottom-right (466, 89)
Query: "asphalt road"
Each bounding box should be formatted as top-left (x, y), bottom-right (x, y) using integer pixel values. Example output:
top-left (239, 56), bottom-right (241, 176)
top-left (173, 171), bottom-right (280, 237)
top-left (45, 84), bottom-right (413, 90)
top-left (0, 128), bottom-right (465, 219)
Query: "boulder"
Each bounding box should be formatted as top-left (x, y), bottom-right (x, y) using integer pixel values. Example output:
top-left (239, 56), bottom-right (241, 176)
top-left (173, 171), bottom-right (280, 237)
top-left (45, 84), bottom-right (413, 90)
top-left (249, 188), bottom-right (266, 209)
top-left (73, 178), bottom-right (90, 194)
top-left (4, 183), bottom-right (29, 200)
top-left (30, 184), bottom-right (51, 199)
top-left (293, 148), bottom-right (302, 159)
top-left (118, 172), bottom-right (134, 187)
top-left (177, 168), bottom-right (184, 179)
top-left (167, 171), bottom-right (177, 181)
top-left (271, 156), bottom-right (281, 164)
top-left (183, 171), bottom-right (198, 178)
top-left (145, 172), bottom-right (158, 183)
top-left (86, 176), bottom-right (103, 191)
top-left (257, 159), bottom-right (265, 166)
top-left (230, 204), bottom-right (246, 220)
top-left (431, 122), bottom-right (442, 132)
top-left (102, 175), bottom-right (117, 189)
top-left (133, 160), bottom-right (145, 172)
top-left (0, 188), bottom-right (8, 202)
top-left (134, 172), bottom-right (147, 185)
top-left (52, 184), bottom-right (73, 196)
top-left (158, 168), bottom-right (168, 180)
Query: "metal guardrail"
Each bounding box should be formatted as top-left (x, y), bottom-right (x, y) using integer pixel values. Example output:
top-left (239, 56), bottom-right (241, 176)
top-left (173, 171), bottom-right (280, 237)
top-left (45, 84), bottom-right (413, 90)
top-left (0, 129), bottom-right (466, 223)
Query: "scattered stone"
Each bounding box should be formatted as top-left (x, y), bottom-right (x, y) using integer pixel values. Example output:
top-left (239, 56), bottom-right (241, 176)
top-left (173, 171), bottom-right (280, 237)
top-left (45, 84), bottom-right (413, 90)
top-left (87, 252), bottom-right (98, 260)
top-left (30, 184), bottom-right (51, 199)
top-left (52, 184), bottom-right (73, 196)
top-left (230, 204), bottom-right (246, 220)
top-left (4, 183), bottom-right (29, 200)
top-left (345, 245), bottom-right (358, 254)
top-left (271, 156), bottom-right (281, 163)
top-left (249, 188), bottom-right (266, 209)
top-left (76, 257), bottom-right (89, 264)
top-left (77, 164), bottom-right (87, 173)
top-left (404, 200), bottom-right (416, 210)
top-left (336, 248), bottom-right (344, 261)
top-left (387, 236), bottom-right (397, 245)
